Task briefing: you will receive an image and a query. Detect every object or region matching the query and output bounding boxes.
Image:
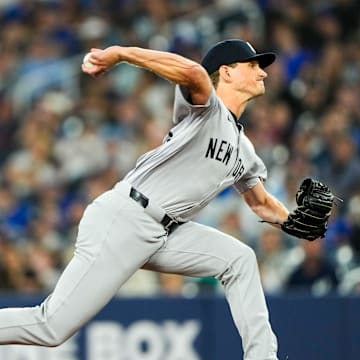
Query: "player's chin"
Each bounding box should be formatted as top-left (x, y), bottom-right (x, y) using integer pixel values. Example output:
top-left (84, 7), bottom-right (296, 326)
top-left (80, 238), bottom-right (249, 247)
top-left (258, 82), bottom-right (266, 93)
top-left (251, 87), bottom-right (266, 99)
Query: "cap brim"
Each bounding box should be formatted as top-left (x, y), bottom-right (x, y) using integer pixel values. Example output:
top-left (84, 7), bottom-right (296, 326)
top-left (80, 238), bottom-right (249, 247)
top-left (244, 52), bottom-right (276, 68)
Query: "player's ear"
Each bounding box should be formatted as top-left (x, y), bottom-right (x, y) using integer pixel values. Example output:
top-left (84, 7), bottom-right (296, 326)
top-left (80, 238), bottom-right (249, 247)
top-left (219, 65), bottom-right (232, 83)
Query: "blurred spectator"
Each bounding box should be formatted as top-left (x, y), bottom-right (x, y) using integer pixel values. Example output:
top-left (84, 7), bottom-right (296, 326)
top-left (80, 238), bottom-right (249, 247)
top-left (0, 96), bottom-right (17, 165)
top-left (257, 228), bottom-right (300, 294)
top-left (54, 116), bottom-right (109, 184)
top-left (315, 132), bottom-right (360, 202)
top-left (25, 243), bottom-right (61, 291)
top-left (218, 209), bottom-right (243, 240)
top-left (159, 273), bottom-right (186, 297)
top-left (271, 12), bottom-right (318, 81)
top-left (338, 194), bottom-right (360, 295)
top-left (117, 269), bottom-right (160, 297)
top-left (0, 235), bottom-right (42, 293)
top-left (285, 238), bottom-right (339, 295)
top-left (0, 184), bottom-right (36, 240)
top-left (5, 131), bottom-right (57, 197)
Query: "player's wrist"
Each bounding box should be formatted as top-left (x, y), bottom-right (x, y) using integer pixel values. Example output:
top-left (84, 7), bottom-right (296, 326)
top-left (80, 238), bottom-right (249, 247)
top-left (110, 45), bottom-right (124, 64)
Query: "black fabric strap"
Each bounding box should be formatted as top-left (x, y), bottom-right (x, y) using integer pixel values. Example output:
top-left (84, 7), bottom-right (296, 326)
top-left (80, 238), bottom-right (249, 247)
top-left (129, 187), bottom-right (149, 208)
top-left (161, 214), bottom-right (184, 234)
top-left (129, 187), bottom-right (183, 235)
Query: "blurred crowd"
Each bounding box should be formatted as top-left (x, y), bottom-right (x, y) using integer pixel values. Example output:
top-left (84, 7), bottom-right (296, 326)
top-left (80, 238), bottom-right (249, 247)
top-left (0, 0), bottom-right (360, 298)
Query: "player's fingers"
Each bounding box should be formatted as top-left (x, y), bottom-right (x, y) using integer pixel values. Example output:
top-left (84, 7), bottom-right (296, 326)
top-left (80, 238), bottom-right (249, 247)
top-left (81, 63), bottom-right (104, 76)
top-left (87, 52), bottom-right (107, 65)
top-left (90, 48), bottom-right (102, 53)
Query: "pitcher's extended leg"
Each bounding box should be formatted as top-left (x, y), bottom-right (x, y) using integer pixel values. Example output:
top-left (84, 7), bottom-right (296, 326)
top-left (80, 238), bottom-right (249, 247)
top-left (144, 222), bottom-right (278, 360)
top-left (0, 189), bottom-right (165, 346)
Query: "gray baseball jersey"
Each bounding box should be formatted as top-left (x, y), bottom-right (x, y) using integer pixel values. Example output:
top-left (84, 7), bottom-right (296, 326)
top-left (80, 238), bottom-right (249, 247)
top-left (0, 85), bottom-right (278, 360)
top-left (125, 85), bottom-right (267, 221)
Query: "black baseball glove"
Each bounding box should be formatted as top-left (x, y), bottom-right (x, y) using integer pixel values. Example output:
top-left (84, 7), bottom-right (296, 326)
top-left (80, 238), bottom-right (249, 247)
top-left (281, 178), bottom-right (335, 241)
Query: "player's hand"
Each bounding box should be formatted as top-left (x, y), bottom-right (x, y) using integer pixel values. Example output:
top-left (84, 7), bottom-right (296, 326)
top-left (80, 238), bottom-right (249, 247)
top-left (81, 46), bottom-right (122, 77)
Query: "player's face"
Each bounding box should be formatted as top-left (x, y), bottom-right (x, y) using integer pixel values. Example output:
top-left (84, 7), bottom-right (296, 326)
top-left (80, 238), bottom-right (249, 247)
top-left (230, 61), bottom-right (268, 99)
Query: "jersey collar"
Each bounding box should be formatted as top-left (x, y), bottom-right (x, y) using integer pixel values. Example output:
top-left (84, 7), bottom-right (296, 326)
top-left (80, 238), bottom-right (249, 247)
top-left (229, 110), bottom-right (243, 131)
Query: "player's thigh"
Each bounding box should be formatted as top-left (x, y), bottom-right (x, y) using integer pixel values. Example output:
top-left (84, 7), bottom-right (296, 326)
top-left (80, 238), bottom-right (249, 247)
top-left (48, 191), bottom-right (166, 326)
top-left (144, 221), bottom-right (254, 278)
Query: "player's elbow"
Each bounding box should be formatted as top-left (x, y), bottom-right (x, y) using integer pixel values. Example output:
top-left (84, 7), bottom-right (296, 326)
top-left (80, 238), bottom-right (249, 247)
top-left (189, 62), bottom-right (208, 79)
top-left (183, 64), bottom-right (212, 104)
top-left (182, 63), bottom-right (208, 87)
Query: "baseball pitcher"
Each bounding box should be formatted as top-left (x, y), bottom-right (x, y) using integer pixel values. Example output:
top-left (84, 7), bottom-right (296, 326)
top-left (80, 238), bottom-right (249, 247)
top-left (0, 39), bottom-right (335, 360)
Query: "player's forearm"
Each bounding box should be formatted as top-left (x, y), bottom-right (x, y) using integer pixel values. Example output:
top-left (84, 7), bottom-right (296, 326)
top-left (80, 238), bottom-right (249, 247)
top-left (243, 182), bottom-right (289, 226)
top-left (83, 45), bottom-right (211, 104)
top-left (252, 193), bottom-right (289, 227)
top-left (119, 46), bottom-right (206, 86)
top-left (91, 45), bottom-right (207, 88)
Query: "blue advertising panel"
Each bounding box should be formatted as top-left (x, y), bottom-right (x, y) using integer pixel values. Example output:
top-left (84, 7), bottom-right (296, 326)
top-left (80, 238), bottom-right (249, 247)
top-left (0, 294), bottom-right (359, 359)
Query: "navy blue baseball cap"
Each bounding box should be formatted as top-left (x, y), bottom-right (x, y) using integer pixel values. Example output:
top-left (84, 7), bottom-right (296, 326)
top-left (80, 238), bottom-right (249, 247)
top-left (201, 39), bottom-right (276, 74)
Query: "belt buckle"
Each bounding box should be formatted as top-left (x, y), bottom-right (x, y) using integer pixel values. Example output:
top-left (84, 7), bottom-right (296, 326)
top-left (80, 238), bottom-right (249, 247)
top-left (164, 218), bottom-right (176, 231)
top-left (162, 215), bottom-right (179, 235)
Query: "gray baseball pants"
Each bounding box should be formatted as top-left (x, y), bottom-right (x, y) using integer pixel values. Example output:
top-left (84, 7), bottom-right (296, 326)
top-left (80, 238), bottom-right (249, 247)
top-left (0, 181), bottom-right (278, 360)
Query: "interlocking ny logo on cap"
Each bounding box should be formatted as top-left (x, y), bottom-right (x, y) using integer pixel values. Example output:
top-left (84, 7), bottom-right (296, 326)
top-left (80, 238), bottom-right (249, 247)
top-left (246, 42), bottom-right (256, 54)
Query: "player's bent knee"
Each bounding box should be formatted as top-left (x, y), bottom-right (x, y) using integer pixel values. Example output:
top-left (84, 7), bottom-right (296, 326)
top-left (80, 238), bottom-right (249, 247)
top-left (233, 245), bottom-right (257, 274)
top-left (40, 329), bottom-right (73, 347)
top-left (219, 244), bottom-right (257, 285)
top-left (35, 325), bottom-right (70, 347)
top-left (43, 339), bottom-right (63, 348)
top-left (31, 315), bottom-right (74, 347)
top-left (34, 299), bottom-right (78, 347)
top-left (241, 245), bottom-right (257, 264)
